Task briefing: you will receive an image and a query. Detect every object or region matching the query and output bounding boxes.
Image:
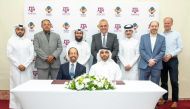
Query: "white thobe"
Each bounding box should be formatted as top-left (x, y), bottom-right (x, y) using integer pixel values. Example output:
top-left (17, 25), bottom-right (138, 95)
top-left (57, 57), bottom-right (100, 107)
top-left (7, 35), bottom-right (34, 109)
top-left (118, 38), bottom-right (140, 80)
top-left (89, 60), bottom-right (122, 80)
top-left (66, 41), bottom-right (90, 72)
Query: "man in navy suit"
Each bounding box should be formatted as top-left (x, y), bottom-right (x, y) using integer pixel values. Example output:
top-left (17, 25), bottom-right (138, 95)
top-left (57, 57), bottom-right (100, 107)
top-left (57, 47), bottom-right (86, 80)
top-left (139, 21), bottom-right (166, 85)
top-left (91, 19), bottom-right (119, 64)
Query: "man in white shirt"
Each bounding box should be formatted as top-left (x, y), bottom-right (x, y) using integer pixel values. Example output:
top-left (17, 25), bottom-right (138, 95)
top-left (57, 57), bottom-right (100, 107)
top-left (139, 21), bottom-right (166, 85)
top-left (66, 29), bottom-right (91, 72)
top-left (118, 24), bottom-right (140, 80)
top-left (7, 24), bottom-right (34, 109)
top-left (89, 48), bottom-right (122, 80)
top-left (159, 17), bottom-right (183, 108)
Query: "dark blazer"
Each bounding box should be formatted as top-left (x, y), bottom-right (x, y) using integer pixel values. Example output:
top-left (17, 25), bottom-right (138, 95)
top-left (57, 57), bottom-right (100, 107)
top-left (139, 33), bottom-right (166, 70)
top-left (91, 32), bottom-right (119, 63)
top-left (56, 62), bottom-right (86, 80)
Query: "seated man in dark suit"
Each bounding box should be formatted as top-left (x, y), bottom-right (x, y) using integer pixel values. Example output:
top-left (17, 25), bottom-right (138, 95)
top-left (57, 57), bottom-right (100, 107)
top-left (57, 47), bottom-right (86, 80)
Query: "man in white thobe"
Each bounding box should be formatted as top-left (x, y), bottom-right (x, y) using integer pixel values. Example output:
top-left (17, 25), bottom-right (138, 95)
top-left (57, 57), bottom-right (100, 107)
top-left (89, 48), bottom-right (121, 80)
top-left (118, 24), bottom-right (140, 80)
top-left (66, 29), bottom-right (91, 72)
top-left (7, 24), bottom-right (34, 109)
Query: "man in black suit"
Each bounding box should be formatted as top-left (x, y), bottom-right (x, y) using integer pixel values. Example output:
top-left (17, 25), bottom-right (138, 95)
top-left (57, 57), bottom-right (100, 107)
top-left (57, 47), bottom-right (86, 80)
top-left (91, 19), bottom-right (119, 64)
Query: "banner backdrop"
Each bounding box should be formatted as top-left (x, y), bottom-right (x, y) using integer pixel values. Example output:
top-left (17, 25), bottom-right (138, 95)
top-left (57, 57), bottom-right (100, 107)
top-left (24, 0), bottom-right (159, 64)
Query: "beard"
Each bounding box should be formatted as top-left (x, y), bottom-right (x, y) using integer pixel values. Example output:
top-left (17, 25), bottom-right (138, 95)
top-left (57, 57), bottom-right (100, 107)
top-left (75, 37), bottom-right (83, 42)
top-left (16, 32), bottom-right (24, 37)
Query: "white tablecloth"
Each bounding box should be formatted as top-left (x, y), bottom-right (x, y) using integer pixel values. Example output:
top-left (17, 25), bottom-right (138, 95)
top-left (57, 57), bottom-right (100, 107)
top-left (11, 80), bottom-right (166, 109)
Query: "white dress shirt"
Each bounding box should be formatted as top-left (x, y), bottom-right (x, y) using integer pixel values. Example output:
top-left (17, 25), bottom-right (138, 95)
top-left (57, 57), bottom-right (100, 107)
top-left (101, 33), bottom-right (108, 46)
top-left (150, 34), bottom-right (157, 52)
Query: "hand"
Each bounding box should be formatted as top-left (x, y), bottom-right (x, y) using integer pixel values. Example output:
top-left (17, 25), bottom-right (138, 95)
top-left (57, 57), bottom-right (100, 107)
top-left (125, 65), bottom-right (132, 71)
top-left (18, 64), bottom-right (26, 71)
top-left (163, 54), bottom-right (172, 62)
top-left (148, 59), bottom-right (156, 67)
top-left (47, 55), bottom-right (55, 64)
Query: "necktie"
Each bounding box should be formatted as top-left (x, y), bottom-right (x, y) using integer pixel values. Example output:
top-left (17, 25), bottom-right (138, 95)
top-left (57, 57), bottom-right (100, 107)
top-left (70, 64), bottom-right (75, 79)
top-left (103, 34), bottom-right (106, 47)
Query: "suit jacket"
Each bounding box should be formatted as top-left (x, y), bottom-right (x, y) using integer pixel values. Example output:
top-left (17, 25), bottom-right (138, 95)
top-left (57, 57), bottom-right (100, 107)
top-left (139, 33), bottom-right (166, 70)
top-left (34, 31), bottom-right (63, 69)
top-left (56, 62), bottom-right (86, 80)
top-left (91, 32), bottom-right (119, 63)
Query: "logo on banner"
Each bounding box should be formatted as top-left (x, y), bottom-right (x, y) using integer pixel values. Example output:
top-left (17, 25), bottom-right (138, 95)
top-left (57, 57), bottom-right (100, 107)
top-left (114, 24), bottom-right (121, 32)
top-left (149, 7), bottom-right (156, 17)
top-left (63, 39), bottom-right (70, 47)
top-left (80, 24), bottom-right (88, 31)
top-left (28, 22), bottom-right (35, 32)
top-left (131, 7), bottom-right (139, 16)
top-left (133, 23), bottom-right (138, 33)
top-left (115, 6), bottom-right (122, 17)
top-left (63, 22), bottom-right (70, 33)
top-left (62, 7), bottom-right (70, 15)
top-left (97, 7), bottom-right (105, 16)
top-left (80, 6), bottom-right (87, 17)
top-left (28, 6), bottom-right (36, 15)
top-left (45, 6), bottom-right (52, 16)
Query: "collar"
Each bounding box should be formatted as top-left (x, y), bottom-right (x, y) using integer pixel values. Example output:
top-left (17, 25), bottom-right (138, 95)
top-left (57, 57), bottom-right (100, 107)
top-left (69, 62), bottom-right (77, 66)
top-left (101, 32), bottom-right (108, 36)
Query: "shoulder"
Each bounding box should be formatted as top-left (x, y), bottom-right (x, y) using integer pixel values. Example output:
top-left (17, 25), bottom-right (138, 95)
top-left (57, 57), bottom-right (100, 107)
top-left (25, 38), bottom-right (33, 43)
top-left (77, 62), bottom-right (85, 68)
top-left (51, 32), bottom-right (60, 37)
top-left (133, 38), bottom-right (139, 44)
top-left (61, 62), bottom-right (69, 67)
top-left (140, 34), bottom-right (149, 40)
top-left (108, 32), bottom-right (117, 37)
top-left (34, 31), bottom-right (43, 37)
top-left (142, 33), bottom-right (149, 37)
top-left (157, 34), bottom-right (165, 40)
top-left (172, 30), bottom-right (181, 37)
top-left (92, 33), bottom-right (101, 37)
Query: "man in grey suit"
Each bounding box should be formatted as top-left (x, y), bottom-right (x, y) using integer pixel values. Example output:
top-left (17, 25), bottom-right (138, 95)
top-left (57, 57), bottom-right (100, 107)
top-left (34, 19), bottom-right (63, 79)
top-left (91, 19), bottom-right (119, 64)
top-left (139, 21), bottom-right (166, 85)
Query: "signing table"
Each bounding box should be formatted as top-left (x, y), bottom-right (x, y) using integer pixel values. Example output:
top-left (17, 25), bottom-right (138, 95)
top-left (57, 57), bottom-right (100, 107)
top-left (11, 80), bottom-right (166, 109)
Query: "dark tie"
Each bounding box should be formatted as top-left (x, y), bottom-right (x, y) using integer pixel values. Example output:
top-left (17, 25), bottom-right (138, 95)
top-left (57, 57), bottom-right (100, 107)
top-left (70, 64), bottom-right (75, 79)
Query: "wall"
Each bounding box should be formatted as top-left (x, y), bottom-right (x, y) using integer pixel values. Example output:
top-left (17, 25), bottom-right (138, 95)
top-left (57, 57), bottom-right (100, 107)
top-left (0, 0), bottom-right (189, 98)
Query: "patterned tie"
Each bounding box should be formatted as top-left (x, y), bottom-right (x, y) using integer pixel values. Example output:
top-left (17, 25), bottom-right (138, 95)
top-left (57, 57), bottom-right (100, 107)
top-left (70, 64), bottom-right (75, 79)
top-left (103, 34), bottom-right (106, 47)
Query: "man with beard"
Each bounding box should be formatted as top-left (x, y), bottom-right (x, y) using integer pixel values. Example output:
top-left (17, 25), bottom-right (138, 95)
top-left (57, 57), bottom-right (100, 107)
top-left (7, 24), bottom-right (34, 109)
top-left (66, 29), bottom-right (90, 72)
top-left (57, 47), bottom-right (86, 80)
top-left (89, 47), bottom-right (121, 80)
top-left (34, 19), bottom-right (63, 79)
top-left (139, 21), bottom-right (166, 85)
